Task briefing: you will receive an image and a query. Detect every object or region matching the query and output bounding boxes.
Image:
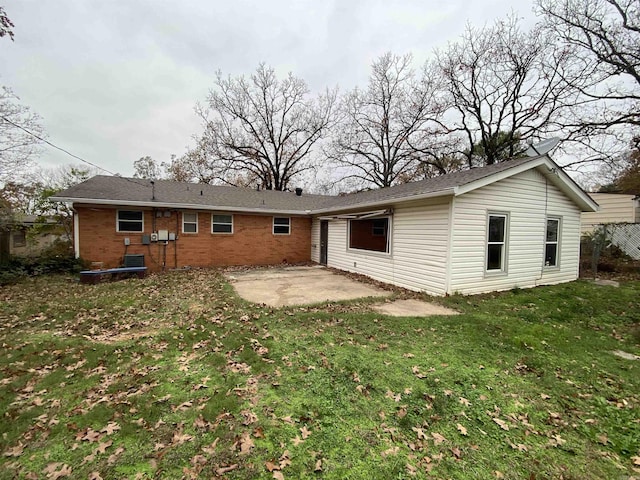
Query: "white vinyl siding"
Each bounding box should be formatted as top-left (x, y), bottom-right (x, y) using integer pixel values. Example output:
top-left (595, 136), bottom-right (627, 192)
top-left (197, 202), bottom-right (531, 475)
top-left (449, 168), bottom-right (581, 295)
top-left (580, 193), bottom-right (638, 233)
top-left (321, 198), bottom-right (451, 296)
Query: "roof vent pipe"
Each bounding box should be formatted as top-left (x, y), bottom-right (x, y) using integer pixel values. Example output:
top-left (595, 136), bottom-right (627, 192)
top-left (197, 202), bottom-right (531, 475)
top-left (295, 187), bottom-right (303, 196)
top-left (150, 180), bottom-right (155, 201)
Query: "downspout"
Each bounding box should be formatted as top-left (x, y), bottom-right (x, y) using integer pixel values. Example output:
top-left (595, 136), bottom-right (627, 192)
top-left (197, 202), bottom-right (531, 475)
top-left (73, 206), bottom-right (80, 259)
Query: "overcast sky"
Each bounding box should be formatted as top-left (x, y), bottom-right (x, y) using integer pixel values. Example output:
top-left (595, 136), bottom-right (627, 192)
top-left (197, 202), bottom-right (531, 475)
top-left (2, 0), bottom-right (538, 178)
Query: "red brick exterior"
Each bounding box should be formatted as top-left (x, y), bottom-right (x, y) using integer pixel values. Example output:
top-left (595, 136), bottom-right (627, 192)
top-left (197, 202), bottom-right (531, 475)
top-left (75, 205), bottom-right (311, 272)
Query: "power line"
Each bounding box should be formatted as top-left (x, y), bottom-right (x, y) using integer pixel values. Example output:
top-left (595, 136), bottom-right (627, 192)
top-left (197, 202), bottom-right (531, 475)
top-left (1, 115), bottom-right (149, 187)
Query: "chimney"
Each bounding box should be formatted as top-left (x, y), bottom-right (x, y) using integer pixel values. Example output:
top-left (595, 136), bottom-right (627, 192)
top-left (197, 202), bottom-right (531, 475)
top-left (295, 187), bottom-right (303, 196)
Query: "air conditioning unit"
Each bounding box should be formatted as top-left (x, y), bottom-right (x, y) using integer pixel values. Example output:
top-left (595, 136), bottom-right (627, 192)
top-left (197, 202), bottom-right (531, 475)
top-left (150, 233), bottom-right (158, 242)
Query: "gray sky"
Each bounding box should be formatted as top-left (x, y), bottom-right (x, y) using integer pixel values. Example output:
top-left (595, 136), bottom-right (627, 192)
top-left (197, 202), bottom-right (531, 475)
top-left (2, 0), bottom-right (537, 178)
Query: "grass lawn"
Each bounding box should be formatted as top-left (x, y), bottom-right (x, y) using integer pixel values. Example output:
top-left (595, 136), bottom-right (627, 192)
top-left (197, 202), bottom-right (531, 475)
top-left (1, 270), bottom-right (639, 479)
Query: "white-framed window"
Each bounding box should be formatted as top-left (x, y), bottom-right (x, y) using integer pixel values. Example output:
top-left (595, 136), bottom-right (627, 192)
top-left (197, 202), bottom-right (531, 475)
top-left (182, 212), bottom-right (198, 233)
top-left (117, 210), bottom-right (144, 232)
top-left (486, 213), bottom-right (508, 272)
top-left (273, 217), bottom-right (291, 235)
top-left (545, 217), bottom-right (561, 267)
top-left (349, 217), bottom-right (390, 253)
top-left (212, 213), bottom-right (233, 234)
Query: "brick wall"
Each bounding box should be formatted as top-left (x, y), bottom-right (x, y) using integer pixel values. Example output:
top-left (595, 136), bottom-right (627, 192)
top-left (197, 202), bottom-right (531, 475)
top-left (75, 205), bottom-right (311, 271)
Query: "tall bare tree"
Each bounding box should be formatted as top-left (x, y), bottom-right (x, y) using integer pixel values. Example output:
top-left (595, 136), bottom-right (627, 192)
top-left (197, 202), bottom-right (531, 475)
top-left (537, 0), bottom-right (639, 132)
top-left (327, 53), bottom-right (450, 188)
top-left (435, 17), bottom-right (582, 167)
top-left (0, 6), bottom-right (14, 41)
top-left (0, 87), bottom-right (44, 184)
top-left (196, 64), bottom-right (336, 191)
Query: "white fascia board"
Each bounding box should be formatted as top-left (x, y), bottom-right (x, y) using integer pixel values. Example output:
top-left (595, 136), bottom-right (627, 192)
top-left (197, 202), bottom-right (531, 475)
top-left (49, 197), bottom-right (311, 216)
top-left (310, 188), bottom-right (454, 215)
top-left (453, 156), bottom-right (599, 213)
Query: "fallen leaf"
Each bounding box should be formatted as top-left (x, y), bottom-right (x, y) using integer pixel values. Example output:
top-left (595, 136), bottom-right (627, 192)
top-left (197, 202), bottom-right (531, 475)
top-left (540, 393), bottom-right (551, 400)
top-left (632, 455), bottom-right (640, 466)
top-left (272, 472), bottom-right (284, 480)
top-left (459, 397), bottom-right (471, 407)
top-left (265, 461), bottom-right (280, 472)
top-left (300, 426), bottom-right (312, 439)
top-left (3, 442), bottom-right (24, 457)
top-left (493, 418), bottom-right (510, 431)
top-left (101, 422), bottom-right (120, 435)
top-left (88, 473), bottom-right (103, 480)
top-left (43, 463), bottom-right (72, 479)
top-left (239, 431), bottom-right (255, 455)
top-left (96, 440), bottom-right (113, 454)
top-left (314, 459), bottom-right (323, 472)
top-left (431, 432), bottom-right (447, 445)
top-left (381, 446), bottom-right (400, 457)
top-left (216, 464), bottom-right (238, 475)
top-left (291, 435), bottom-right (304, 446)
top-left (457, 423), bottom-right (468, 436)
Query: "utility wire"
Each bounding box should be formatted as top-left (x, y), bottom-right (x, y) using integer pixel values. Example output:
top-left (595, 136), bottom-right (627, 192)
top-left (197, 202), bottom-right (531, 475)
top-left (1, 115), bottom-right (150, 187)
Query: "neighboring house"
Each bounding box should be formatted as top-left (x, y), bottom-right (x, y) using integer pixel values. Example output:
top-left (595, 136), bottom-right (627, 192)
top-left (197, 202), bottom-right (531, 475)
top-left (580, 193), bottom-right (640, 233)
top-left (0, 215), bottom-right (65, 259)
top-left (51, 154), bottom-right (598, 296)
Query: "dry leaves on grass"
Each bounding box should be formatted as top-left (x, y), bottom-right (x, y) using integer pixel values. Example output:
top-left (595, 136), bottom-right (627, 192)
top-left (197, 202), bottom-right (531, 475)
top-left (43, 463), bottom-right (72, 479)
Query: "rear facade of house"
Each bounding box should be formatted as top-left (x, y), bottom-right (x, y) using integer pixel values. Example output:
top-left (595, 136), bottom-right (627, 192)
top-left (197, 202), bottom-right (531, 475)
top-left (53, 155), bottom-right (597, 296)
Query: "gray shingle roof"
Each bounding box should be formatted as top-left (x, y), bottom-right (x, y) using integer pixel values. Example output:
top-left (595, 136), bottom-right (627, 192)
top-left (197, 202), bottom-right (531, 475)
top-left (52, 155), bottom-right (548, 214)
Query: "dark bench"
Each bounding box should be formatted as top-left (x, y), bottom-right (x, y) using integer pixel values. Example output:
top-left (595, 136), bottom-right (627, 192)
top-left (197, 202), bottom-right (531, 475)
top-left (80, 266), bottom-right (147, 284)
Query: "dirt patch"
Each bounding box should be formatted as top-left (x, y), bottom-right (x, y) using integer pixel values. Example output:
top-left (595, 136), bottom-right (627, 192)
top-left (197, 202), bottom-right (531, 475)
top-left (90, 329), bottom-right (159, 344)
top-left (373, 299), bottom-right (459, 317)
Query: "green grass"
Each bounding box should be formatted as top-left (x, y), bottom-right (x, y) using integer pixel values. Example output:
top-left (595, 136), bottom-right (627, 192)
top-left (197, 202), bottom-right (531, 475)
top-left (0, 270), bottom-right (638, 479)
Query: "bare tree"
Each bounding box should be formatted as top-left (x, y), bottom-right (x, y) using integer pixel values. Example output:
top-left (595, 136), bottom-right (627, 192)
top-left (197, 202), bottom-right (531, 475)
top-left (327, 53), bottom-right (450, 189)
top-left (435, 17), bottom-right (583, 167)
top-left (537, 0), bottom-right (639, 132)
top-left (196, 64), bottom-right (336, 191)
top-left (0, 6), bottom-right (14, 41)
top-left (133, 155), bottom-right (164, 180)
top-left (0, 87), bottom-right (45, 184)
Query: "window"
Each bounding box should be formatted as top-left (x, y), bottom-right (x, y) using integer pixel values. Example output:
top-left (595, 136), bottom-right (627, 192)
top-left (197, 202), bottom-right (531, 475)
top-left (349, 217), bottom-right (390, 253)
top-left (12, 230), bottom-right (26, 247)
top-left (372, 219), bottom-right (386, 236)
top-left (545, 217), bottom-right (560, 267)
top-left (212, 214), bottom-right (233, 234)
top-left (117, 210), bottom-right (143, 232)
top-left (182, 212), bottom-right (198, 233)
top-left (273, 217), bottom-right (290, 235)
top-left (486, 213), bottom-right (508, 271)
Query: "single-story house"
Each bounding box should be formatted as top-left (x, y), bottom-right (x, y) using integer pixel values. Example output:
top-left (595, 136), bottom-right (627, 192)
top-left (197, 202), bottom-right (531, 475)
top-left (580, 193), bottom-right (639, 233)
top-left (0, 215), bottom-right (66, 260)
top-left (51, 154), bottom-right (598, 296)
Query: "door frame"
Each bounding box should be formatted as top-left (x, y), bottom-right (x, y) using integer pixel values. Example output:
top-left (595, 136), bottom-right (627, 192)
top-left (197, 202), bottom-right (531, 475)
top-left (320, 220), bottom-right (328, 265)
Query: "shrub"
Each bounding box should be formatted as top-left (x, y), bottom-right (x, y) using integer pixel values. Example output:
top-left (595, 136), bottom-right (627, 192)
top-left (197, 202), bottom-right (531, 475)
top-left (0, 241), bottom-right (86, 285)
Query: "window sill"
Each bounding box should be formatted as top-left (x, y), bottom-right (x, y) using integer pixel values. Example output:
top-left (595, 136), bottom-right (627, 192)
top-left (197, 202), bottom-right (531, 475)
top-left (347, 247), bottom-right (391, 258)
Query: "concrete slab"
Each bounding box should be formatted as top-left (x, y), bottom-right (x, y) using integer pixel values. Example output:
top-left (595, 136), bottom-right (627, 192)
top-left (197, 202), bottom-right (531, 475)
top-left (373, 299), bottom-right (459, 317)
top-left (226, 266), bottom-right (391, 307)
top-left (593, 278), bottom-right (620, 287)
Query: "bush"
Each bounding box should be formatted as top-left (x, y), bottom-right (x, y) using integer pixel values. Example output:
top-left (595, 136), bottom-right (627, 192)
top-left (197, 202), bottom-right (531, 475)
top-left (0, 242), bottom-right (86, 285)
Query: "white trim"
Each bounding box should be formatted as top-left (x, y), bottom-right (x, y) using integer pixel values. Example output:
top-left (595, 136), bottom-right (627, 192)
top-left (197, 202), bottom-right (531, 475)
top-left (485, 212), bottom-right (509, 274)
top-left (73, 211), bottom-right (80, 259)
top-left (544, 216), bottom-right (561, 269)
top-left (116, 209), bottom-right (144, 233)
top-left (51, 197), bottom-right (317, 216)
top-left (444, 196), bottom-right (455, 294)
top-left (182, 211), bottom-right (198, 234)
top-left (211, 213), bottom-right (234, 234)
top-left (454, 156), bottom-right (598, 212)
top-left (347, 215), bottom-right (392, 255)
top-left (273, 216), bottom-right (291, 235)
